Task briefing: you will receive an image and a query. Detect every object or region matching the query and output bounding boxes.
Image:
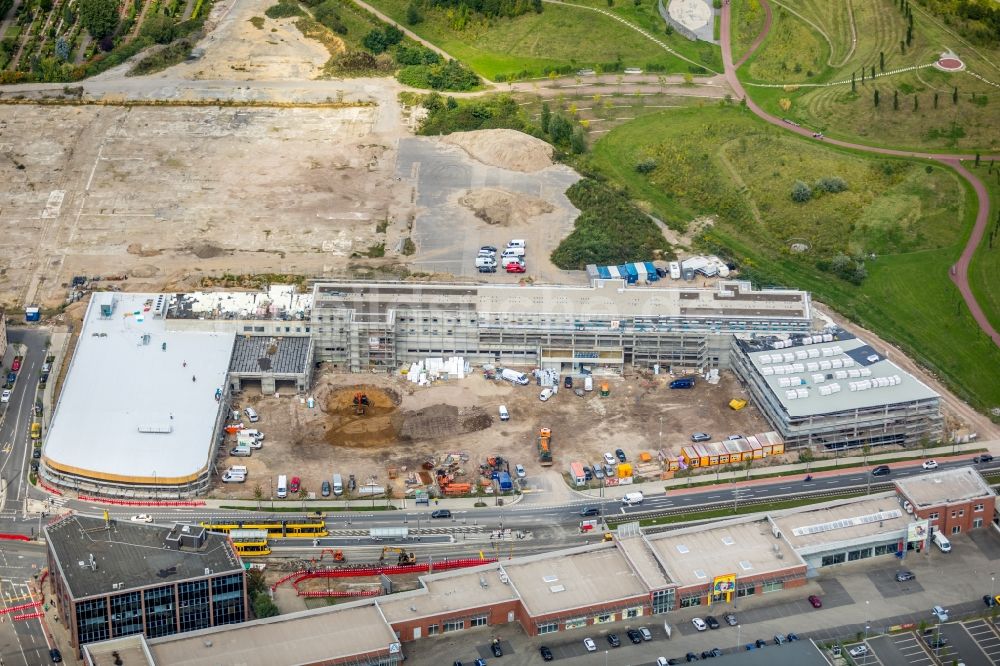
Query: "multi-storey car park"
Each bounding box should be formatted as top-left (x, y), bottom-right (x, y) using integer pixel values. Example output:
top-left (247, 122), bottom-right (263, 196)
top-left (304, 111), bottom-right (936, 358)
top-left (79, 468), bottom-right (996, 665)
top-left (730, 332), bottom-right (943, 451)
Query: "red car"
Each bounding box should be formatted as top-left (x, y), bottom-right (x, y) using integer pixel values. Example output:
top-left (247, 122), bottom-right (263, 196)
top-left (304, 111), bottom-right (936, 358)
top-left (290, 476), bottom-right (301, 493)
top-left (11, 358), bottom-right (21, 372)
top-left (808, 595), bottom-right (822, 608)
top-left (506, 263), bottom-right (526, 274)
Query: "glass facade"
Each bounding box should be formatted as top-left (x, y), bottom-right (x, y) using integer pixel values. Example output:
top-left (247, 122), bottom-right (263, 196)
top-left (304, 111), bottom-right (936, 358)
top-left (144, 585), bottom-right (177, 639)
top-left (76, 598), bottom-right (110, 645)
top-left (178, 580), bottom-right (212, 633)
top-left (110, 591), bottom-right (143, 637)
top-left (651, 588), bottom-right (675, 615)
top-left (211, 574), bottom-right (246, 627)
top-left (537, 622), bottom-right (558, 634)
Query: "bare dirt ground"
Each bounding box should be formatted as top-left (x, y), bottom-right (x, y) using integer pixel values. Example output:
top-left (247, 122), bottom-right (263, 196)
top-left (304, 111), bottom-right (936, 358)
top-left (210, 366), bottom-right (768, 501)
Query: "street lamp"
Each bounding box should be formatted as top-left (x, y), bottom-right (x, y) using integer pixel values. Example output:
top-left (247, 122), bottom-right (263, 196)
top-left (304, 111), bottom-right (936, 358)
top-left (736, 624), bottom-right (741, 650)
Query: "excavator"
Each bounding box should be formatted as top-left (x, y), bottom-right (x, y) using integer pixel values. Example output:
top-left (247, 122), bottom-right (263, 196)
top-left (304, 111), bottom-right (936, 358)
top-left (352, 391), bottom-right (370, 415)
top-left (378, 546), bottom-right (416, 566)
top-left (310, 549), bottom-right (345, 566)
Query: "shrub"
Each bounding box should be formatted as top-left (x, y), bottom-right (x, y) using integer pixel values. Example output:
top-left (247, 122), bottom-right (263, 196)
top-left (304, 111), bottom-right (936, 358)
top-left (551, 179), bottom-right (671, 269)
top-left (394, 43), bottom-right (439, 65)
top-left (362, 24), bottom-right (403, 53)
top-left (405, 1), bottom-right (422, 24)
top-left (142, 14), bottom-right (176, 43)
top-left (79, 0), bottom-right (119, 38)
top-left (128, 37), bottom-right (192, 75)
top-left (397, 59), bottom-right (479, 91)
top-left (815, 176), bottom-right (848, 193)
top-left (790, 180), bottom-right (812, 202)
top-left (418, 93), bottom-right (535, 135)
top-left (265, 0), bottom-right (304, 19)
top-left (312, 0), bottom-right (347, 33)
top-left (635, 159), bottom-right (657, 174)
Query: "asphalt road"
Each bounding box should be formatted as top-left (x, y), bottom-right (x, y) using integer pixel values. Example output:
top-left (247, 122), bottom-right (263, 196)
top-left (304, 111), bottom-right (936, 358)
top-left (0, 540), bottom-right (53, 666)
top-left (1, 328), bottom-right (48, 522)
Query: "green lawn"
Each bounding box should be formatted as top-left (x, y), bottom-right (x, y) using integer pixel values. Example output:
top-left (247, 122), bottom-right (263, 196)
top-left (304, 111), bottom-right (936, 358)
top-left (729, 0), bottom-right (766, 63)
top-left (587, 105), bottom-right (1000, 414)
top-left (736, 0), bottom-right (1000, 152)
top-left (967, 159), bottom-right (1000, 334)
top-left (361, 0), bottom-right (701, 79)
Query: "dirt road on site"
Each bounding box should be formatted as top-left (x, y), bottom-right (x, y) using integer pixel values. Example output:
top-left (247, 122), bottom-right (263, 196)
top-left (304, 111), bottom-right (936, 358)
top-left (719, 0), bottom-right (1000, 350)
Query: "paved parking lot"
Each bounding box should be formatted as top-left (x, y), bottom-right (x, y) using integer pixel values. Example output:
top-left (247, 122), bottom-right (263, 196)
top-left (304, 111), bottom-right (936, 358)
top-left (937, 620), bottom-right (991, 664)
top-left (866, 571), bottom-right (925, 599)
top-left (964, 618), bottom-right (1000, 661)
top-left (864, 633), bottom-right (933, 666)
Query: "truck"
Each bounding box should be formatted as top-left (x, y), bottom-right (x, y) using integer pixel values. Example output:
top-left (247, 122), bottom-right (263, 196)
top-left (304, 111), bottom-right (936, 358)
top-left (622, 491), bottom-right (644, 506)
top-left (569, 461), bottom-right (586, 486)
top-left (501, 368), bottom-right (529, 385)
top-left (932, 531), bottom-right (952, 552)
top-left (496, 471), bottom-right (513, 492)
top-left (538, 428), bottom-right (553, 466)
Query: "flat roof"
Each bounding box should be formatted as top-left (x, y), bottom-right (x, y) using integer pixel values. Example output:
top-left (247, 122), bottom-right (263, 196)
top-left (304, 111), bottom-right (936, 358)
top-left (168, 285), bottom-right (312, 320)
top-left (502, 545), bottom-right (648, 617)
top-left (44, 293), bottom-right (234, 484)
top-left (313, 279), bottom-right (811, 322)
top-left (378, 564), bottom-right (519, 623)
top-left (45, 515), bottom-right (241, 600)
top-left (649, 519), bottom-right (803, 588)
top-left (773, 495), bottom-right (910, 553)
top-left (895, 467), bottom-right (994, 508)
top-left (616, 535), bottom-right (673, 589)
top-left (229, 335), bottom-right (311, 375)
top-left (148, 600), bottom-right (397, 666)
top-left (83, 635), bottom-right (154, 665)
top-left (737, 334), bottom-right (938, 417)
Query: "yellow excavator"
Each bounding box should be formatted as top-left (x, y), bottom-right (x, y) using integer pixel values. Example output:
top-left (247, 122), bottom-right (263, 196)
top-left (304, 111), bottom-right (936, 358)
top-left (378, 546), bottom-right (416, 566)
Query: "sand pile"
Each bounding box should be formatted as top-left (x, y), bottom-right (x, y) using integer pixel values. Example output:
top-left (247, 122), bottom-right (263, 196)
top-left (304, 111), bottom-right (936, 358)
top-left (441, 129), bottom-right (554, 172)
top-left (458, 187), bottom-right (555, 226)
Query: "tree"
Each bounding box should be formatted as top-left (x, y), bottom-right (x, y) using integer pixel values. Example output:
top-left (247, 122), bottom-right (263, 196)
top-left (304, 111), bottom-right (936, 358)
top-left (253, 484), bottom-right (263, 509)
top-left (953, 86), bottom-right (958, 104)
top-left (570, 126), bottom-right (586, 154)
top-left (879, 51), bottom-right (884, 71)
top-left (79, 0), bottom-right (119, 39)
top-left (791, 180), bottom-right (812, 203)
top-left (298, 486), bottom-right (308, 508)
top-left (253, 594), bottom-right (279, 618)
top-left (975, 153), bottom-right (981, 167)
top-left (142, 14), bottom-right (175, 44)
top-left (55, 36), bottom-right (70, 61)
top-left (247, 568), bottom-right (268, 598)
top-left (540, 101), bottom-right (551, 133)
top-left (874, 89), bottom-right (880, 107)
top-left (405, 2), bottom-right (423, 24)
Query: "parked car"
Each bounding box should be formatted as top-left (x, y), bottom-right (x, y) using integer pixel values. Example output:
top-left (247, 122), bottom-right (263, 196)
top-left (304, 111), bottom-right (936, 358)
top-left (871, 465), bottom-right (891, 476)
top-left (724, 613), bottom-right (738, 626)
top-left (583, 465), bottom-right (593, 481)
top-left (755, 639), bottom-right (767, 649)
top-left (539, 646), bottom-right (553, 661)
top-left (705, 616), bottom-right (720, 630)
top-left (985, 595), bottom-right (997, 608)
top-left (895, 570), bottom-right (916, 582)
top-left (480, 245), bottom-right (497, 253)
top-left (773, 634), bottom-right (786, 645)
top-left (32, 448), bottom-right (41, 459)
top-left (925, 633), bottom-right (948, 649)
top-left (490, 641), bottom-right (503, 657)
top-left (691, 432), bottom-right (712, 442)
top-left (564, 376), bottom-right (573, 389)
top-left (505, 262), bottom-right (526, 273)
top-left (932, 605), bottom-right (949, 622)
top-left (615, 448), bottom-right (627, 463)
top-left (692, 617), bottom-right (707, 631)
top-left (626, 629), bottom-right (642, 644)
top-left (639, 627), bottom-right (652, 641)
top-left (787, 633), bottom-right (799, 642)
top-left (478, 265), bottom-right (497, 273)
top-left (922, 459), bottom-right (939, 470)
top-left (0, 389), bottom-right (10, 403)
top-left (584, 637), bottom-right (597, 652)
top-left (607, 634), bottom-right (620, 647)
top-left (849, 645), bottom-right (868, 658)
top-left (592, 465), bottom-right (605, 479)
top-left (49, 649), bottom-right (62, 663)
top-left (431, 509), bottom-right (452, 519)
top-left (974, 454), bottom-right (994, 463)
top-left (701, 648), bottom-right (722, 658)
top-left (289, 476), bottom-right (301, 494)
top-left (515, 464), bottom-right (526, 478)
top-left (808, 595), bottom-right (822, 608)
top-left (539, 388), bottom-right (553, 402)
top-left (321, 481), bottom-right (331, 497)
top-left (129, 514), bottom-right (153, 523)
top-left (685, 652), bottom-right (699, 662)
top-left (11, 358), bottom-right (21, 372)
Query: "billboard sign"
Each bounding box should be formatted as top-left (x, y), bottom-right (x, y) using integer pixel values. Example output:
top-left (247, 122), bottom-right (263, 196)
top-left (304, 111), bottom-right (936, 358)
top-left (710, 573), bottom-right (737, 605)
top-left (907, 519), bottom-right (929, 543)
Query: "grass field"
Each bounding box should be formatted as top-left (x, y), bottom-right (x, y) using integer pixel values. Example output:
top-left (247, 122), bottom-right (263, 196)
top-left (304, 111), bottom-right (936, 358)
top-left (587, 105), bottom-right (1000, 414)
top-left (362, 0), bottom-right (707, 79)
top-left (735, 0), bottom-right (1000, 152)
top-left (967, 159), bottom-right (1000, 334)
top-left (729, 0), bottom-right (766, 62)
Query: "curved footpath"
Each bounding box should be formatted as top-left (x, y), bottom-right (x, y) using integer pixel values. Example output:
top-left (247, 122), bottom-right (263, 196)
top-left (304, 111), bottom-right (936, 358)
top-left (719, 2), bottom-right (1000, 349)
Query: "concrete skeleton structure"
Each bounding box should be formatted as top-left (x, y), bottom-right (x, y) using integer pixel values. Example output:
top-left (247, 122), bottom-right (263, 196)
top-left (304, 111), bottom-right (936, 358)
top-left (45, 515), bottom-right (248, 654)
top-left (730, 332), bottom-right (942, 450)
top-left (82, 469), bottom-right (994, 666)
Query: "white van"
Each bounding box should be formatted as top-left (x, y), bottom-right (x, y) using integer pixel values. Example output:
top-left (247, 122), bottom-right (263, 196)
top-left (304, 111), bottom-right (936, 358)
top-left (498, 405), bottom-right (510, 421)
top-left (222, 471), bottom-right (246, 483)
top-left (244, 407), bottom-right (259, 423)
top-left (333, 473), bottom-right (344, 496)
top-left (500, 368), bottom-right (530, 385)
top-left (622, 491), bottom-right (644, 506)
top-left (229, 466), bottom-right (248, 476)
top-left (507, 239), bottom-right (526, 249)
top-left (584, 376), bottom-right (593, 392)
top-left (230, 445), bottom-right (252, 457)
top-left (669, 261), bottom-right (681, 279)
top-left (539, 388), bottom-right (554, 402)
top-left (933, 532), bottom-right (952, 552)
top-left (501, 247), bottom-right (525, 258)
top-left (237, 433), bottom-right (262, 449)
top-left (277, 475), bottom-right (288, 498)
top-left (242, 429), bottom-right (264, 441)
top-left (475, 256), bottom-right (497, 268)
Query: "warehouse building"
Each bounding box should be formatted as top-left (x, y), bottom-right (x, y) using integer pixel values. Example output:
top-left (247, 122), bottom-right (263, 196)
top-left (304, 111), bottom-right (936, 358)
top-left (46, 515), bottom-right (247, 654)
top-left (895, 466), bottom-right (996, 538)
top-left (730, 331), bottom-right (942, 450)
top-left (311, 279), bottom-right (812, 373)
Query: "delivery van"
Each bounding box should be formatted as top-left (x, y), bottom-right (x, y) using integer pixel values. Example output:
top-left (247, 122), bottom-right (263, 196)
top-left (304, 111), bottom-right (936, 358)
top-left (933, 531), bottom-right (952, 552)
top-left (498, 405), bottom-right (510, 421)
top-left (229, 445), bottom-right (251, 457)
top-left (507, 239), bottom-right (526, 249)
top-left (277, 474), bottom-right (288, 499)
top-left (500, 368), bottom-right (530, 385)
top-left (622, 491), bottom-right (644, 506)
top-left (333, 473), bottom-right (344, 496)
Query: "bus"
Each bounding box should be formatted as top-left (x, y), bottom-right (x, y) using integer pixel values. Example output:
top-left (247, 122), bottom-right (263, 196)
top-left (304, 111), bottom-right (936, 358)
top-left (200, 519), bottom-right (328, 539)
top-left (229, 529), bottom-right (271, 557)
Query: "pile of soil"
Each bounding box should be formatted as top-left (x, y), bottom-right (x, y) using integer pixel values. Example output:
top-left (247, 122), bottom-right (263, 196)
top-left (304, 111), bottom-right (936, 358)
top-left (323, 386), bottom-right (402, 448)
top-left (396, 404), bottom-right (492, 442)
top-left (458, 188), bottom-right (554, 226)
top-left (440, 129), bottom-right (554, 172)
